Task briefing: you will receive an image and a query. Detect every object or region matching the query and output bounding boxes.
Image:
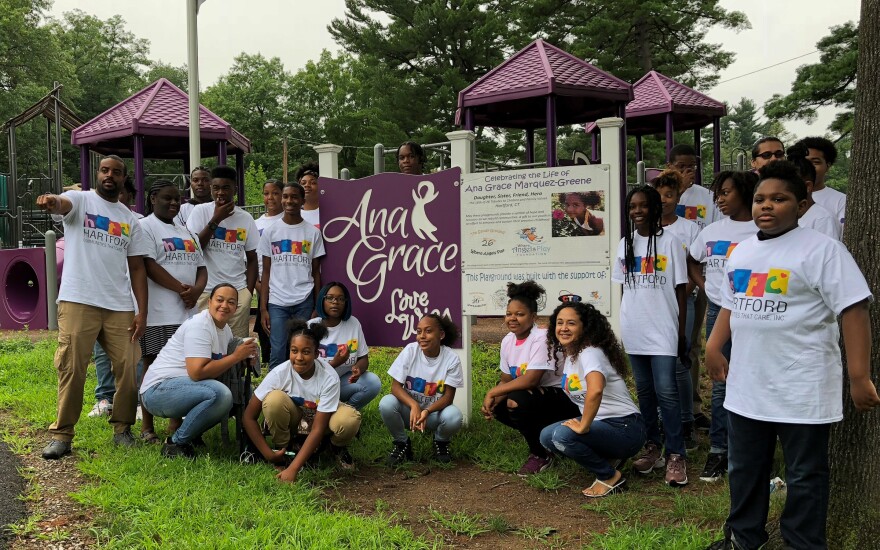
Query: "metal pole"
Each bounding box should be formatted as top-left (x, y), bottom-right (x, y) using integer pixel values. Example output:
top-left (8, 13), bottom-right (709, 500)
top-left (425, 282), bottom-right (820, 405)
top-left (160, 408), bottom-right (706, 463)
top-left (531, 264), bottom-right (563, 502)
top-left (340, 168), bottom-right (350, 180)
top-left (186, 0), bottom-right (202, 172)
top-left (79, 146), bottom-right (90, 190)
top-left (283, 137), bottom-right (288, 183)
top-left (373, 144), bottom-right (385, 175)
top-left (635, 135), bottom-right (643, 162)
top-left (546, 96), bottom-right (557, 167)
top-left (665, 113), bottom-right (674, 161)
top-left (525, 129), bottom-right (534, 164)
top-left (737, 152), bottom-right (746, 171)
top-left (54, 83), bottom-right (63, 194)
top-left (713, 117), bottom-right (722, 174)
top-left (134, 135), bottom-right (145, 214)
top-left (47, 118), bottom-right (53, 189)
top-left (45, 230), bottom-right (58, 330)
top-left (694, 127), bottom-right (703, 186)
top-left (9, 126), bottom-right (18, 246)
top-left (636, 160), bottom-right (645, 185)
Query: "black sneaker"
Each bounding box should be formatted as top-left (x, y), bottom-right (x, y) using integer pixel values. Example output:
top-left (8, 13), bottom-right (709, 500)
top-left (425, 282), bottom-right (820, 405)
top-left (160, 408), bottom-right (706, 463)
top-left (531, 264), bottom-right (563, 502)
top-left (699, 452), bottom-right (728, 482)
top-left (387, 438), bottom-right (413, 467)
top-left (41, 439), bottom-right (72, 460)
top-left (694, 413), bottom-right (711, 432)
top-left (112, 429), bottom-right (137, 448)
top-left (705, 524), bottom-right (736, 549)
top-left (161, 437), bottom-right (195, 459)
top-left (683, 421), bottom-right (698, 452)
top-left (433, 439), bottom-right (452, 464)
top-left (333, 444), bottom-right (355, 471)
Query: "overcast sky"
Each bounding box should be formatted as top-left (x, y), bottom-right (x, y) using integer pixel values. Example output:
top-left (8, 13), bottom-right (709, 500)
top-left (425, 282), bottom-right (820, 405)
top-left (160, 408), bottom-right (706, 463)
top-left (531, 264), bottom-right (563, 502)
top-left (49, 0), bottom-right (861, 141)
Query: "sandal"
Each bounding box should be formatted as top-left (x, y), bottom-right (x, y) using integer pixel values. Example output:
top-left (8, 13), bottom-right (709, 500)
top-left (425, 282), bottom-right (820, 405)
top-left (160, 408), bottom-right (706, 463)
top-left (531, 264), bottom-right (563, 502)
top-left (140, 431), bottom-right (161, 445)
top-left (583, 475), bottom-right (627, 498)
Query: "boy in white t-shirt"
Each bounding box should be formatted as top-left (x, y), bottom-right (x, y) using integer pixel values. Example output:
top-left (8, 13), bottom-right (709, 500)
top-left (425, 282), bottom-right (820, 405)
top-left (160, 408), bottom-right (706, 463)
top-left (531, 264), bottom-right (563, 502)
top-left (258, 181), bottom-right (325, 369)
top-left (186, 165), bottom-right (259, 338)
top-left (296, 162), bottom-right (321, 229)
top-left (705, 161), bottom-right (878, 550)
top-left (37, 156), bottom-right (148, 459)
top-left (786, 148), bottom-right (841, 240)
top-left (667, 144), bottom-right (720, 426)
top-left (794, 136), bottom-right (846, 232)
top-left (175, 166), bottom-right (213, 226)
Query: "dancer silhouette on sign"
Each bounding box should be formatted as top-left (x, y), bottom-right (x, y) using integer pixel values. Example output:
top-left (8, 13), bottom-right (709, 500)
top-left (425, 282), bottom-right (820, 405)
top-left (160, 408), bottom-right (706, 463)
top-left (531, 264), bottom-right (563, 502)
top-left (411, 181), bottom-right (439, 242)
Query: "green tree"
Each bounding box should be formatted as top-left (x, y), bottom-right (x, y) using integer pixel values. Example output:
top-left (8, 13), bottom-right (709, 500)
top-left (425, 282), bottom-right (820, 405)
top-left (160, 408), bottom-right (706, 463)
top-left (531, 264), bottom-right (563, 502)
top-left (763, 22), bottom-right (857, 139)
top-left (141, 61), bottom-right (188, 92)
top-left (201, 53), bottom-right (294, 177)
top-left (53, 10), bottom-right (150, 119)
top-left (826, 3), bottom-right (880, 547)
top-left (514, 0), bottom-right (749, 88)
top-left (243, 162), bottom-right (267, 207)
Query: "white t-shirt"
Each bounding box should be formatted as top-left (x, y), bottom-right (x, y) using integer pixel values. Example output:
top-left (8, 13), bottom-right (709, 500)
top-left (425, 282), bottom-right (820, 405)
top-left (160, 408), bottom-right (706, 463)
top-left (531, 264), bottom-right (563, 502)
top-left (57, 190), bottom-right (144, 311)
top-left (800, 203), bottom-right (841, 241)
top-left (257, 219), bottom-right (325, 306)
top-left (811, 186), bottom-right (846, 230)
top-left (612, 231), bottom-right (688, 356)
top-left (677, 184), bottom-right (722, 231)
top-left (388, 343), bottom-right (464, 407)
top-left (499, 327), bottom-right (560, 388)
top-left (186, 203), bottom-right (259, 290)
top-left (309, 316), bottom-right (369, 376)
top-left (302, 208), bottom-right (320, 229)
top-left (175, 201), bottom-right (196, 226)
top-left (255, 212), bottom-right (283, 279)
top-left (137, 214), bottom-right (206, 326)
top-left (690, 218), bottom-right (758, 306)
top-left (663, 216), bottom-right (701, 253)
top-left (140, 310), bottom-right (232, 394)
top-left (721, 227), bottom-right (872, 424)
top-left (561, 347), bottom-right (641, 420)
top-left (254, 357), bottom-right (340, 414)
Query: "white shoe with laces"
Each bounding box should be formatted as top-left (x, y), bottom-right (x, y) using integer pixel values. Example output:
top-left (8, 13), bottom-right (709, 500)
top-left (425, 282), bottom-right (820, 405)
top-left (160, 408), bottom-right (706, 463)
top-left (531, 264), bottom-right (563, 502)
top-left (88, 399), bottom-right (112, 418)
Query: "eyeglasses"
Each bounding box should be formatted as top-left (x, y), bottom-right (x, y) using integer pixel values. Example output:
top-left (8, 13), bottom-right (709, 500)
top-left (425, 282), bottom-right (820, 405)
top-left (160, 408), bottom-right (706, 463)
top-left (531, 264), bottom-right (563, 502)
top-left (324, 296), bottom-right (346, 304)
top-left (755, 151), bottom-right (785, 160)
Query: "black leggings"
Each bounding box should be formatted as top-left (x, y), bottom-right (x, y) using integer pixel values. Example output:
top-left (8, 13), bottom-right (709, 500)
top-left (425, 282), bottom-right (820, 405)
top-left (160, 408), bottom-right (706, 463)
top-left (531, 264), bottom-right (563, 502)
top-left (492, 386), bottom-right (580, 457)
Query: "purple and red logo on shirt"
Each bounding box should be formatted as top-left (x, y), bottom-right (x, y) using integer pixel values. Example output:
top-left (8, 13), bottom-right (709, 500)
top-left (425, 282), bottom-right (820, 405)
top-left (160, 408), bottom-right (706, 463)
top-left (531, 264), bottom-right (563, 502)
top-left (271, 239), bottom-right (312, 255)
top-left (706, 240), bottom-right (739, 258)
top-left (162, 237), bottom-right (199, 252)
top-left (214, 226), bottom-right (247, 242)
top-left (84, 213), bottom-right (131, 237)
top-left (405, 376), bottom-right (446, 396)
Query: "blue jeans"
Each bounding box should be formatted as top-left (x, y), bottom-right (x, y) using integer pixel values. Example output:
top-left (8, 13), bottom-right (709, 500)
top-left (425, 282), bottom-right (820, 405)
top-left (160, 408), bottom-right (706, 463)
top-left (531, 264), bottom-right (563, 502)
top-left (676, 293), bottom-right (696, 424)
top-left (378, 394), bottom-right (462, 443)
top-left (727, 412), bottom-right (830, 550)
top-left (268, 297), bottom-right (314, 369)
top-left (94, 342), bottom-right (144, 403)
top-left (141, 377), bottom-right (232, 445)
top-left (339, 370), bottom-right (382, 410)
top-left (629, 354), bottom-right (686, 457)
top-left (706, 301), bottom-right (731, 453)
top-left (540, 413), bottom-right (646, 479)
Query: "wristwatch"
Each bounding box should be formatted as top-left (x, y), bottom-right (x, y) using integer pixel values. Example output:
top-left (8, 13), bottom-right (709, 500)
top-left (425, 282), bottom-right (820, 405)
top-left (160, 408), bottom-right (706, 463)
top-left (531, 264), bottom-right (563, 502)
top-left (207, 221), bottom-right (219, 231)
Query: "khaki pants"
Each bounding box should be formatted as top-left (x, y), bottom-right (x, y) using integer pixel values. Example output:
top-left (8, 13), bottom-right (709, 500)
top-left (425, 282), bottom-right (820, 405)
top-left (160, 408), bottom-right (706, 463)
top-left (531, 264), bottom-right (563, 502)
top-left (690, 288), bottom-right (708, 410)
top-left (197, 287), bottom-right (252, 338)
top-left (262, 389), bottom-right (361, 448)
top-left (50, 301), bottom-right (141, 441)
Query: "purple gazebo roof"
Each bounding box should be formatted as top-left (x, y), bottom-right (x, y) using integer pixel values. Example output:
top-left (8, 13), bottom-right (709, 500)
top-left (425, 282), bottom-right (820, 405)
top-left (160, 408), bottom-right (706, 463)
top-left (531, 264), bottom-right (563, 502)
top-left (455, 39), bottom-right (633, 128)
top-left (71, 78), bottom-right (251, 157)
top-left (623, 71), bottom-right (726, 135)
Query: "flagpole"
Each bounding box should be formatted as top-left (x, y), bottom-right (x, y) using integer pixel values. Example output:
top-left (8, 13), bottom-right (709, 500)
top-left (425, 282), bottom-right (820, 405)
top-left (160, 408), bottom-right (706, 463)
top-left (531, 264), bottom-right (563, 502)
top-left (187, 0), bottom-right (202, 183)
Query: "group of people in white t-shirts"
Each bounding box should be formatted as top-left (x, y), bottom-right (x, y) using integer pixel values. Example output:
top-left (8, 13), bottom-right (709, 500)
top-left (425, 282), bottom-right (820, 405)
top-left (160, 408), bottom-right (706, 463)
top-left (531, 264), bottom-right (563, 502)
top-left (36, 140), bottom-right (877, 549)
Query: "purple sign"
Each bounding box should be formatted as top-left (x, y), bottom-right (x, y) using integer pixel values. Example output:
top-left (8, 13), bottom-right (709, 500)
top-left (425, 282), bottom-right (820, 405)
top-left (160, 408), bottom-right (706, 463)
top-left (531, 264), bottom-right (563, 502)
top-left (320, 169), bottom-right (462, 348)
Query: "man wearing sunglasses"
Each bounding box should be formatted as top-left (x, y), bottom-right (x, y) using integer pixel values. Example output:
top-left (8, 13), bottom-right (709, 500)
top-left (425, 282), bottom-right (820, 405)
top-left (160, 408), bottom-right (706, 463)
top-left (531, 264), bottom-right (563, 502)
top-left (751, 137), bottom-right (786, 170)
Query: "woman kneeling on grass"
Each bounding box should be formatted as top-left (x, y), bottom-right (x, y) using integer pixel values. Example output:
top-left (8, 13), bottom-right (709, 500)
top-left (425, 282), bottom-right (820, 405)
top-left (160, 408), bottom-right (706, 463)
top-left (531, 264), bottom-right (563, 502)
top-left (243, 320), bottom-right (362, 482)
top-left (379, 314), bottom-right (464, 466)
top-left (140, 283), bottom-right (257, 458)
top-left (539, 301), bottom-right (646, 498)
top-left (481, 281), bottom-right (579, 476)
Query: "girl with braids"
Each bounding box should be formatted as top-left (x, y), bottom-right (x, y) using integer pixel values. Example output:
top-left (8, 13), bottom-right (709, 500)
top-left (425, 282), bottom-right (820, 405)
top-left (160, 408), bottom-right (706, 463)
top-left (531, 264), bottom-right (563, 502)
top-left (243, 319), bottom-right (362, 482)
top-left (539, 302), bottom-right (644, 497)
top-left (379, 314), bottom-right (464, 466)
top-left (295, 162), bottom-right (321, 228)
top-left (137, 179), bottom-right (207, 443)
top-left (611, 185), bottom-right (690, 487)
top-left (480, 281), bottom-right (579, 476)
top-left (254, 179), bottom-right (284, 365)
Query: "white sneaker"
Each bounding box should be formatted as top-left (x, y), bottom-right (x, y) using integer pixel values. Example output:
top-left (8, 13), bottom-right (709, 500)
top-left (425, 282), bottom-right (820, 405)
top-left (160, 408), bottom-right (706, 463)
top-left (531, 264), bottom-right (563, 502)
top-left (88, 399), bottom-right (112, 418)
top-left (136, 407), bottom-right (143, 421)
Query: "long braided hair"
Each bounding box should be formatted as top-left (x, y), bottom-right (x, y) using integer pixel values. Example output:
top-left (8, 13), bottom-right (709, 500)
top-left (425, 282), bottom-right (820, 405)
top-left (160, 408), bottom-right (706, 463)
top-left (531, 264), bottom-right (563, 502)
top-left (623, 185), bottom-right (663, 286)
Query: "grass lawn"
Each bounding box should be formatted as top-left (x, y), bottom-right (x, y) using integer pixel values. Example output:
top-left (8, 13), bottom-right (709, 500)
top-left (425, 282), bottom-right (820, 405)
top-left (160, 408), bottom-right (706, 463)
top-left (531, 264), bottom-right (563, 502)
top-left (0, 335), bottom-right (782, 548)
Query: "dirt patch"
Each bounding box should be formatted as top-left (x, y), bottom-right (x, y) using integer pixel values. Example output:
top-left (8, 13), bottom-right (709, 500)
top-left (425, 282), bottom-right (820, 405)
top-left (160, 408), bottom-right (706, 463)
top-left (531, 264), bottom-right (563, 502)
top-left (329, 462), bottom-right (607, 548)
top-left (0, 441), bottom-right (27, 549)
top-left (0, 420), bottom-right (95, 550)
